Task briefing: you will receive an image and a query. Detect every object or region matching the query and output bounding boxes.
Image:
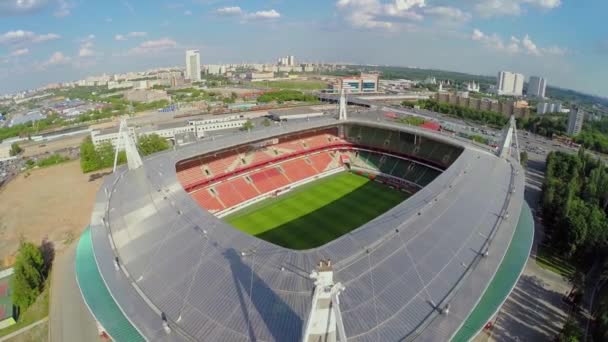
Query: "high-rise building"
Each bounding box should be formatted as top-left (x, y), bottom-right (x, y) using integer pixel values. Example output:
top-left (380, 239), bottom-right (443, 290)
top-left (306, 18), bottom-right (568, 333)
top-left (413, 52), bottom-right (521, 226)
top-left (537, 101), bottom-right (562, 115)
top-left (497, 71), bottom-right (524, 96)
top-left (288, 55), bottom-right (295, 66)
top-left (528, 76), bottom-right (546, 98)
top-left (567, 107), bottom-right (585, 136)
top-left (185, 50), bottom-right (201, 81)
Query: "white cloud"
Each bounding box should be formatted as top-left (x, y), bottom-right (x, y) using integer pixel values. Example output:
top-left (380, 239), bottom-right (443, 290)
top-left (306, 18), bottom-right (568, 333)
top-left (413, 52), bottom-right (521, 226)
top-left (114, 32), bottom-right (146, 41)
top-left (0, 0), bottom-right (51, 16)
top-left (127, 38), bottom-right (177, 55)
top-left (215, 6), bottom-right (281, 21)
top-left (54, 0), bottom-right (71, 17)
top-left (215, 6), bottom-right (242, 16)
top-left (336, 0), bottom-right (426, 30)
top-left (474, 0), bottom-right (561, 17)
top-left (10, 48), bottom-right (29, 57)
top-left (245, 9), bottom-right (281, 20)
top-left (77, 34), bottom-right (96, 57)
top-left (423, 6), bottom-right (471, 22)
top-left (40, 51), bottom-right (71, 68)
top-left (0, 30), bottom-right (60, 45)
top-left (471, 29), bottom-right (566, 57)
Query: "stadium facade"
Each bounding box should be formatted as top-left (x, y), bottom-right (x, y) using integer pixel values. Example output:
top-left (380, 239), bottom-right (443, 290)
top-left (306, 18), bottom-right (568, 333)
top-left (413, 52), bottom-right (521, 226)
top-left (75, 112), bottom-right (532, 341)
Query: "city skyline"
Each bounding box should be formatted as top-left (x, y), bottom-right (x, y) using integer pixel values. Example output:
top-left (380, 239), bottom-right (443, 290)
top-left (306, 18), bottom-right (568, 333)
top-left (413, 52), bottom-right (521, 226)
top-left (0, 0), bottom-right (607, 97)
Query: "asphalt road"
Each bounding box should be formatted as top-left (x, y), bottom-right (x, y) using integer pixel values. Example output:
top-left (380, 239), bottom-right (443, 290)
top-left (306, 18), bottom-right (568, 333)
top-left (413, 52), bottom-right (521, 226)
top-left (49, 242), bottom-right (99, 342)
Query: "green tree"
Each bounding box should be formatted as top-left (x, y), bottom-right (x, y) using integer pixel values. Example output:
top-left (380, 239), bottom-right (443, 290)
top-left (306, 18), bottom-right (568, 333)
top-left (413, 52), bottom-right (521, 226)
top-left (79, 136), bottom-right (101, 173)
top-left (9, 142), bottom-right (23, 156)
top-left (11, 241), bottom-right (45, 310)
top-left (240, 120), bottom-right (254, 131)
top-left (558, 318), bottom-right (582, 342)
top-left (137, 134), bottom-right (170, 156)
top-left (520, 151), bottom-right (528, 168)
top-left (262, 118), bottom-right (271, 127)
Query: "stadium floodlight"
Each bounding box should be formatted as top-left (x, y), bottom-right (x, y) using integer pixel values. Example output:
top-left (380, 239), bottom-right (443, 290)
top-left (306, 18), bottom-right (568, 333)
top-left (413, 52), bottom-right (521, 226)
top-left (302, 259), bottom-right (347, 342)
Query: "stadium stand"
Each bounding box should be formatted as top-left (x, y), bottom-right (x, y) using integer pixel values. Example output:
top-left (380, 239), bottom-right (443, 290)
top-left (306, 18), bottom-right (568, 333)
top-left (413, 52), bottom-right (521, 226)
top-left (176, 126), bottom-right (456, 214)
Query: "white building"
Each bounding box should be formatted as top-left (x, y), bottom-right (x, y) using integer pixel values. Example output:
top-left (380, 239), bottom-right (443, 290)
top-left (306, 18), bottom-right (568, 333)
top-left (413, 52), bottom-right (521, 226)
top-left (466, 82), bottom-right (480, 92)
top-left (185, 49), bottom-right (201, 81)
top-left (206, 65), bottom-right (226, 75)
top-left (537, 101), bottom-right (562, 115)
top-left (528, 76), bottom-right (546, 98)
top-left (567, 107), bottom-right (585, 136)
top-left (497, 71), bottom-right (524, 96)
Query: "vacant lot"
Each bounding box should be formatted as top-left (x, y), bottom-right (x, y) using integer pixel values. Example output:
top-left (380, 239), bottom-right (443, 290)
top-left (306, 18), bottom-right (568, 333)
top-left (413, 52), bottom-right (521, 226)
top-left (0, 161), bottom-right (102, 267)
top-left (264, 80), bottom-right (328, 90)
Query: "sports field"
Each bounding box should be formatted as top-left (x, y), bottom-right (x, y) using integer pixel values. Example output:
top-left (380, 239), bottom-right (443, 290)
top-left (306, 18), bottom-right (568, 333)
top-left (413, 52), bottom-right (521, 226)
top-left (225, 172), bottom-right (409, 250)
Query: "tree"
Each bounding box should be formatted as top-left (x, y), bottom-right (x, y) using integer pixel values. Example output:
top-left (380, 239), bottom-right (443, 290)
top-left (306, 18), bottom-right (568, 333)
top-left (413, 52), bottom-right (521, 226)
top-left (262, 118), bottom-right (271, 127)
top-left (9, 142), bottom-right (23, 156)
top-left (520, 151), bottom-right (528, 168)
top-left (137, 134), bottom-right (170, 156)
top-left (558, 318), bottom-right (582, 342)
top-left (11, 241), bottom-right (44, 310)
top-left (240, 120), bottom-right (254, 131)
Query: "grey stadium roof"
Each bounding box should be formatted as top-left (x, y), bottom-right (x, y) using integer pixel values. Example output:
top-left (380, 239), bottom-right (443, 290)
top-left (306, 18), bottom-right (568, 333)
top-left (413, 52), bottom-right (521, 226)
top-left (87, 113), bottom-right (525, 341)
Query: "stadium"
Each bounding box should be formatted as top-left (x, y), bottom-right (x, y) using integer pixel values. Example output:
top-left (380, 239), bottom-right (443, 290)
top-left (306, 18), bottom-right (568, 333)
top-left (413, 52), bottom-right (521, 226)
top-left (75, 109), bottom-right (533, 341)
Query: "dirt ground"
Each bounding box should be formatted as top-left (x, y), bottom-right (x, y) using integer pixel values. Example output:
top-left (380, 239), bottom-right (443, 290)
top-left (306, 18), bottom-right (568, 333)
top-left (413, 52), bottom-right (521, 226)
top-left (0, 161), bottom-right (102, 267)
top-left (21, 135), bottom-right (87, 158)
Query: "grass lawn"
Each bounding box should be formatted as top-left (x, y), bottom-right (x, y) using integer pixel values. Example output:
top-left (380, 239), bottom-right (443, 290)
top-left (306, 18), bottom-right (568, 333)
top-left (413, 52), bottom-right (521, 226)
top-left (535, 244), bottom-right (576, 279)
top-left (0, 280), bottom-right (49, 338)
top-left (264, 80), bottom-right (328, 91)
top-left (225, 172), bottom-right (409, 250)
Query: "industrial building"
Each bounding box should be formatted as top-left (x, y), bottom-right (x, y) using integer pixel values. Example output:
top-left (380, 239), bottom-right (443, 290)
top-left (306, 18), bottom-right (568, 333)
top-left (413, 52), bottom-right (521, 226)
top-left (497, 71), bottom-right (525, 96)
top-left (567, 107), bottom-right (585, 136)
top-left (268, 107), bottom-right (325, 121)
top-left (246, 72), bottom-right (275, 82)
top-left (528, 76), bottom-right (547, 98)
top-left (90, 115), bottom-right (248, 149)
top-left (185, 49), bottom-right (201, 82)
top-left (330, 73), bottom-right (379, 94)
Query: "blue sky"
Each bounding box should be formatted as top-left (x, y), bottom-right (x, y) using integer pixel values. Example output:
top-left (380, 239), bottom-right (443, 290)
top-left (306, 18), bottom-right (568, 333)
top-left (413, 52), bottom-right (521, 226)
top-left (0, 0), bottom-right (607, 97)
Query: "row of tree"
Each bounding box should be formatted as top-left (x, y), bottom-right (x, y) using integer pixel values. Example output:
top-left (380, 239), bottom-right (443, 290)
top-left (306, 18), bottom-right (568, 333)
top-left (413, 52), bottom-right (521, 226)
top-left (257, 90), bottom-right (317, 104)
top-left (415, 99), bottom-right (508, 127)
top-left (79, 133), bottom-right (170, 173)
top-left (540, 149), bottom-right (608, 340)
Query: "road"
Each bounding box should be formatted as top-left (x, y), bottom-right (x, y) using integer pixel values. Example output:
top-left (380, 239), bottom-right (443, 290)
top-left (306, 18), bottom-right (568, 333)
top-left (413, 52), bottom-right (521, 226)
top-left (48, 242), bottom-right (99, 342)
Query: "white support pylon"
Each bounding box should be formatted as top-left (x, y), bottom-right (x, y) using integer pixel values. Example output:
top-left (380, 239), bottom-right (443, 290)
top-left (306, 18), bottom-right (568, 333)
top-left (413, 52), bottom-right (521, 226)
top-left (113, 118), bottom-right (143, 172)
top-left (338, 88), bottom-right (348, 121)
top-left (301, 260), bottom-right (347, 342)
top-left (498, 115), bottom-right (520, 163)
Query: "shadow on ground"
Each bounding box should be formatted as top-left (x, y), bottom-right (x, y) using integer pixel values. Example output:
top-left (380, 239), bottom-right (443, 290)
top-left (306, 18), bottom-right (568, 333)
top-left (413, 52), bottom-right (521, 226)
top-left (491, 274), bottom-right (569, 341)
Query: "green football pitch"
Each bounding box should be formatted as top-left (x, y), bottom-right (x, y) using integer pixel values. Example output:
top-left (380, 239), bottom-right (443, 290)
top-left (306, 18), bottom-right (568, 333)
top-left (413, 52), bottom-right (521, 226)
top-left (225, 172), bottom-right (410, 250)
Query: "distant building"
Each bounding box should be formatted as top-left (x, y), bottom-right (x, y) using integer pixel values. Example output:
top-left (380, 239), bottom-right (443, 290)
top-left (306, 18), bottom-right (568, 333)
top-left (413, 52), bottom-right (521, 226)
top-left (9, 110), bottom-right (46, 127)
top-left (206, 65), bottom-right (226, 75)
top-left (497, 71), bottom-right (524, 96)
top-left (246, 72), bottom-right (275, 82)
top-left (435, 92), bottom-right (530, 118)
top-left (528, 76), bottom-right (546, 98)
top-left (185, 49), bottom-right (201, 81)
top-left (567, 107), bottom-right (585, 136)
top-left (330, 73), bottom-right (379, 94)
top-left (537, 101), bottom-right (562, 115)
top-left (466, 82), bottom-right (480, 92)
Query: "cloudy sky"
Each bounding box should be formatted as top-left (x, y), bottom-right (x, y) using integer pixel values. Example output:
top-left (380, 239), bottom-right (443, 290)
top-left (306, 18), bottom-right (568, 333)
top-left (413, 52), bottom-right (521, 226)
top-left (0, 0), bottom-right (607, 96)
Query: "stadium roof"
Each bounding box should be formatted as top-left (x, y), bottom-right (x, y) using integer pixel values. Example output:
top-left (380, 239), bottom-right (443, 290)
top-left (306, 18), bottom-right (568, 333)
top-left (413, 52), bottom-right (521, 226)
top-left (79, 113), bottom-right (526, 341)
